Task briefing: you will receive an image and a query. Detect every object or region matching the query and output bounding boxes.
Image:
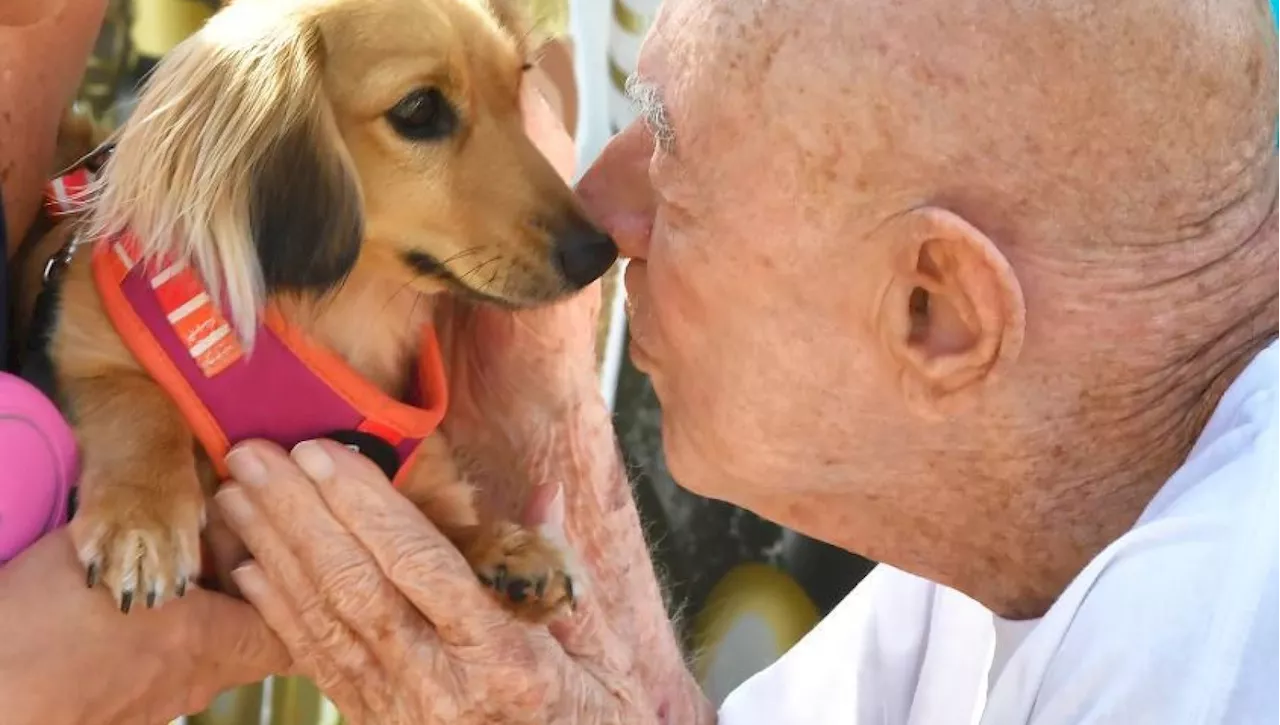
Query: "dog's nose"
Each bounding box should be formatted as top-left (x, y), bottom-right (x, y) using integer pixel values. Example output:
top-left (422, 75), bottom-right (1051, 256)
top-left (552, 219), bottom-right (618, 289)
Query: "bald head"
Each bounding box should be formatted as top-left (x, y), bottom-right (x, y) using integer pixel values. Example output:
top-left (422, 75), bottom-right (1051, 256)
top-left (651, 0), bottom-right (1275, 247)
top-left (583, 0), bottom-right (1275, 614)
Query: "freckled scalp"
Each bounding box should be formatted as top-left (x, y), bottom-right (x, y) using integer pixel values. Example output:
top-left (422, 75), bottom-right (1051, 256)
top-left (697, 0), bottom-right (1278, 233)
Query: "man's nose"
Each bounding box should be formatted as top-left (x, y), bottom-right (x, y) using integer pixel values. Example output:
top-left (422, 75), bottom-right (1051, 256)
top-left (576, 125), bottom-right (656, 261)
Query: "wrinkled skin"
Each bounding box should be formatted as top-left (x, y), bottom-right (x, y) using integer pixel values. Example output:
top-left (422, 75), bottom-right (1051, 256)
top-left (218, 0), bottom-right (1276, 720)
top-left (0, 530), bottom-right (288, 724)
top-left (216, 74), bottom-right (703, 725)
top-left (219, 440), bottom-right (648, 724)
top-left (576, 0), bottom-right (1277, 618)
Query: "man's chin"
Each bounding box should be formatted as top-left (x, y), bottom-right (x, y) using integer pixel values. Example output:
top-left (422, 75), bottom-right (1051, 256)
top-left (658, 422), bottom-right (718, 500)
top-left (628, 338), bottom-right (656, 374)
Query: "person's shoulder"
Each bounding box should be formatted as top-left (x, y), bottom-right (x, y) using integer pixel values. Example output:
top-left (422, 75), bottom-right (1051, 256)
top-left (1026, 341), bottom-right (1278, 724)
top-left (1140, 340), bottom-right (1278, 527)
top-left (719, 565), bottom-right (988, 725)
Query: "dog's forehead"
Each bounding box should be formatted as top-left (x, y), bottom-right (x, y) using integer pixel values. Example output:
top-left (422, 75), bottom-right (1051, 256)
top-left (316, 0), bottom-right (517, 61)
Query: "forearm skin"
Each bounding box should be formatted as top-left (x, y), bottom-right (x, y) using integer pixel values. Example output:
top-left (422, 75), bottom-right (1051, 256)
top-left (545, 396), bottom-right (716, 725)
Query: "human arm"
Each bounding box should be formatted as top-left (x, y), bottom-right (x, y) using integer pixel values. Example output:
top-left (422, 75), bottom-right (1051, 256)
top-left (0, 528), bottom-right (289, 725)
top-left (216, 431), bottom-right (714, 724)
top-left (424, 68), bottom-right (714, 724)
top-left (210, 66), bottom-right (714, 724)
top-left (0, 0), bottom-right (108, 252)
top-left (527, 396), bottom-right (716, 724)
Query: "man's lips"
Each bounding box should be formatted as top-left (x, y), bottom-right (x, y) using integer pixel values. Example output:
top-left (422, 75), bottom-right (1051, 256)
top-left (624, 292), bottom-right (654, 369)
top-left (623, 262), bottom-right (657, 370)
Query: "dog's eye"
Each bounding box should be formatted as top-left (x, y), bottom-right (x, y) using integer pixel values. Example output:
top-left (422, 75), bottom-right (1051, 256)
top-left (386, 88), bottom-right (457, 141)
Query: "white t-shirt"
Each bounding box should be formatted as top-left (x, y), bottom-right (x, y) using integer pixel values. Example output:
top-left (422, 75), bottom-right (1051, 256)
top-left (719, 340), bottom-right (1279, 725)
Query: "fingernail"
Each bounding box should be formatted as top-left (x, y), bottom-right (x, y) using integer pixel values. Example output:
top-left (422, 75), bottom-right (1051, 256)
top-left (215, 486), bottom-right (253, 524)
top-left (535, 484), bottom-right (570, 549)
top-left (291, 440), bottom-right (334, 481)
top-left (546, 484), bottom-right (566, 530)
top-left (231, 562), bottom-right (265, 596)
top-left (225, 447), bottom-right (268, 487)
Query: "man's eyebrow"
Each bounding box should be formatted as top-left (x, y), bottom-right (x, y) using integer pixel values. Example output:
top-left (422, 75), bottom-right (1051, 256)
top-left (624, 75), bottom-right (677, 152)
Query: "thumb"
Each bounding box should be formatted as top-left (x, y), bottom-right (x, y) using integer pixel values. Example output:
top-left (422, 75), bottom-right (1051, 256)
top-left (522, 481), bottom-right (567, 537)
top-left (523, 484), bottom-right (631, 672)
top-left (188, 590), bottom-right (293, 682)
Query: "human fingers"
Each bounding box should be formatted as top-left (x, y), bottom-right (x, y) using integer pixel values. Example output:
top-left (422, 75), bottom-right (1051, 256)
top-left (0, 530), bottom-right (288, 723)
top-left (230, 561), bottom-right (372, 722)
top-left (219, 444), bottom-right (434, 673)
top-left (213, 472), bottom-right (392, 695)
top-left (287, 439), bottom-right (514, 647)
top-left (183, 587), bottom-right (292, 685)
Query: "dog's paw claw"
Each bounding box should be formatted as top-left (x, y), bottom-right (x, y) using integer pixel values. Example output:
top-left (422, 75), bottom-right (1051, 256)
top-left (71, 495), bottom-right (203, 614)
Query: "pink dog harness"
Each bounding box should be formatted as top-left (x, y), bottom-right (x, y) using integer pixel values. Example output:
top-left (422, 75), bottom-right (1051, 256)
top-left (45, 160), bottom-right (449, 485)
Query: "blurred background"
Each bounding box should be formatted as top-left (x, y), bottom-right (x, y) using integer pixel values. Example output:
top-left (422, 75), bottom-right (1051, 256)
top-left (66, 0), bottom-right (879, 721)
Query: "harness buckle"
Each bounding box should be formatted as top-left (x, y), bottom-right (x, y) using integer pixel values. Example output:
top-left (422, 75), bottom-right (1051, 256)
top-left (42, 235), bottom-right (80, 285)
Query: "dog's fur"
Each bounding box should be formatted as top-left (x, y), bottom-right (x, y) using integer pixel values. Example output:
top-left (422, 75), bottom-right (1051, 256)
top-left (37, 0), bottom-right (615, 621)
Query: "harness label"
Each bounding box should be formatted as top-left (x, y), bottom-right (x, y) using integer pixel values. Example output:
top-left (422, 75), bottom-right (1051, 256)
top-left (145, 258), bottom-right (242, 378)
top-left (45, 155), bottom-right (243, 380)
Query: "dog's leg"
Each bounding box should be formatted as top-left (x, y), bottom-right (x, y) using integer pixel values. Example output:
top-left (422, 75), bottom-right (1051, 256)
top-left (399, 433), bottom-right (575, 623)
top-left (63, 372), bottom-right (204, 612)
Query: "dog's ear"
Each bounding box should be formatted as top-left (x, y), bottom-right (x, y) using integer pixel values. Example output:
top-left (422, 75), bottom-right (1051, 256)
top-left (248, 96), bottom-right (363, 301)
top-left (86, 7), bottom-right (363, 347)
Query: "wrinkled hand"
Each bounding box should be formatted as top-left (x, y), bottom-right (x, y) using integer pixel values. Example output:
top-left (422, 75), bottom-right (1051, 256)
top-left (216, 440), bottom-right (652, 725)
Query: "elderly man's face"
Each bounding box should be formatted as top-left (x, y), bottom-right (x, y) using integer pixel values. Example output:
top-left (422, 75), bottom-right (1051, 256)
top-left (578, 0), bottom-right (923, 519)
top-left (579, 0), bottom-right (1277, 611)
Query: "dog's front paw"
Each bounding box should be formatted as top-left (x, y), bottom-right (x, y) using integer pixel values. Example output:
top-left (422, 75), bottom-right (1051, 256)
top-left (469, 522), bottom-right (575, 624)
top-left (70, 485), bottom-right (204, 613)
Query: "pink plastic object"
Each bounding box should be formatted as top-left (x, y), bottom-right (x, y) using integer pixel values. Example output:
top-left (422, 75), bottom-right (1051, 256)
top-left (0, 372), bottom-right (79, 563)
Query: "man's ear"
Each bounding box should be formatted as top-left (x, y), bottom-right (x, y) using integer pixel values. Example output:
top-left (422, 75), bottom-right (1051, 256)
top-left (876, 207), bottom-right (1026, 419)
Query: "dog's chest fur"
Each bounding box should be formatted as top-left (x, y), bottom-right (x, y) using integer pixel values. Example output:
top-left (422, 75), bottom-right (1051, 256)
top-left (279, 262), bottom-right (437, 400)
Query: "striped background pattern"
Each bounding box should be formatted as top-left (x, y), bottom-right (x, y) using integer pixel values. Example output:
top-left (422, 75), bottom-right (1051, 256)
top-left (606, 0), bottom-right (657, 134)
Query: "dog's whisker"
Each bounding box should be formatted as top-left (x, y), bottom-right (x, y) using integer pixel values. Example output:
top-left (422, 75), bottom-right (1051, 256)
top-left (460, 254), bottom-right (499, 276)
top-left (439, 247), bottom-right (486, 266)
top-left (459, 255), bottom-right (502, 287)
top-left (380, 278), bottom-right (420, 313)
top-left (406, 294), bottom-right (425, 340)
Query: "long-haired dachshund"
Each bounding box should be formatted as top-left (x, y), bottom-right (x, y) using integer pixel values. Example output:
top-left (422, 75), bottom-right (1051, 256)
top-left (33, 0), bottom-right (615, 622)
